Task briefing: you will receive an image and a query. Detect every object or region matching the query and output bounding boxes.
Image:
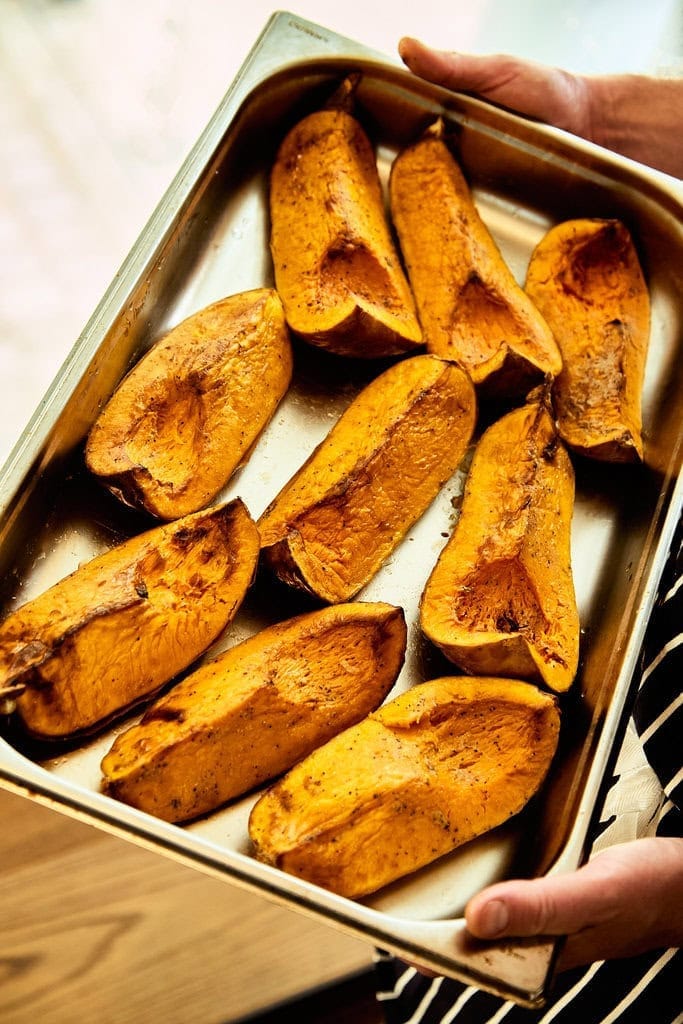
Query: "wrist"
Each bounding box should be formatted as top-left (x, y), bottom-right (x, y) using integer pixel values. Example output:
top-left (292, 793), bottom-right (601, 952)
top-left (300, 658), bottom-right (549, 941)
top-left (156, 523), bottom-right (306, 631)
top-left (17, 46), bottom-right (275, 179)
top-left (582, 73), bottom-right (683, 178)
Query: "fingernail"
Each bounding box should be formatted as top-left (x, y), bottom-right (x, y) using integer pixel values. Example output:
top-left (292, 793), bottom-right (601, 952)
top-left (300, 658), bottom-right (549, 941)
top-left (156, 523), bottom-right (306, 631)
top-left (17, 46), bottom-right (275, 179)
top-left (479, 899), bottom-right (509, 937)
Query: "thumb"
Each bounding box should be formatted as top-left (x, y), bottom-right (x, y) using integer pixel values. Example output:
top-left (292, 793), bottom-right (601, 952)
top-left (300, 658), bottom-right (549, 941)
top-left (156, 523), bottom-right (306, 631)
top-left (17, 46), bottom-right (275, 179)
top-left (464, 838), bottom-right (683, 970)
top-left (464, 864), bottom-right (613, 941)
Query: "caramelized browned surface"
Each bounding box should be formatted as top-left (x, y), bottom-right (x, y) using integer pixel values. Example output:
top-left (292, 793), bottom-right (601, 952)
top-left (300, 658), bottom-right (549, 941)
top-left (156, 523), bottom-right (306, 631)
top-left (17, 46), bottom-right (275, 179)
top-left (420, 395), bottom-right (579, 693)
top-left (389, 129), bottom-right (561, 396)
top-left (258, 354), bottom-right (477, 603)
top-left (101, 602), bottom-right (406, 822)
top-left (249, 676), bottom-right (560, 898)
top-left (85, 289), bottom-right (293, 519)
top-left (270, 106), bottom-right (422, 357)
top-left (0, 501), bottom-right (259, 737)
top-left (525, 218), bottom-right (650, 461)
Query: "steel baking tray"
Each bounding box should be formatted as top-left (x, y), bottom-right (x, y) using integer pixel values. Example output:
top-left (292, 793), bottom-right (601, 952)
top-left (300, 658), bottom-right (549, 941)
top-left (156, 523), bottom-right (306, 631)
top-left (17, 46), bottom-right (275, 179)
top-left (1, 12), bottom-right (682, 1008)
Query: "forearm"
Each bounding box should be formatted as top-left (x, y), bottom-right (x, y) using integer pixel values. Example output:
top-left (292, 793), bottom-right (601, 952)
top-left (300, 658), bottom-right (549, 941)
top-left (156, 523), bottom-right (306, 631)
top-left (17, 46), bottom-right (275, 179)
top-left (398, 40), bottom-right (683, 180)
top-left (585, 74), bottom-right (683, 178)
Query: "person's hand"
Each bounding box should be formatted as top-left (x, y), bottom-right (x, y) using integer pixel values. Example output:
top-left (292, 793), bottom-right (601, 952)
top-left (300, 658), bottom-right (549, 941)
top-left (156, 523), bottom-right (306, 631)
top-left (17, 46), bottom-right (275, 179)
top-left (464, 836), bottom-right (683, 971)
top-left (398, 38), bottom-right (593, 142)
top-left (398, 38), bottom-right (683, 178)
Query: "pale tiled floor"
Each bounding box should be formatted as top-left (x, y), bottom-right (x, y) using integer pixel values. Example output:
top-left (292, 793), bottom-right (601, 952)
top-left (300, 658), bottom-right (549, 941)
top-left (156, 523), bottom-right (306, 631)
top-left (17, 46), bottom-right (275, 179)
top-left (0, 1), bottom-right (681, 1021)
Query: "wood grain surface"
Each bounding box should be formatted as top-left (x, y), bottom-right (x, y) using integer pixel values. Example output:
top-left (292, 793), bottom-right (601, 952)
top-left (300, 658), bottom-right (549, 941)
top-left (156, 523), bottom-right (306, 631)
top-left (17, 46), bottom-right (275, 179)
top-left (0, 788), bottom-right (373, 1023)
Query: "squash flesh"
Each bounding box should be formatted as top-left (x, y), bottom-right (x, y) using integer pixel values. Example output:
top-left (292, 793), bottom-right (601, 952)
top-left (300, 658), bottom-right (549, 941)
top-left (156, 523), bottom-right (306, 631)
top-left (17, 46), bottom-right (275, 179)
top-left (258, 355), bottom-right (477, 603)
top-left (101, 602), bottom-right (406, 822)
top-left (389, 131), bottom-right (561, 396)
top-left (525, 218), bottom-right (650, 461)
top-left (249, 676), bottom-right (560, 898)
top-left (420, 396), bottom-right (579, 693)
top-left (270, 107), bottom-right (422, 357)
top-left (0, 500), bottom-right (259, 737)
top-left (85, 289), bottom-right (293, 519)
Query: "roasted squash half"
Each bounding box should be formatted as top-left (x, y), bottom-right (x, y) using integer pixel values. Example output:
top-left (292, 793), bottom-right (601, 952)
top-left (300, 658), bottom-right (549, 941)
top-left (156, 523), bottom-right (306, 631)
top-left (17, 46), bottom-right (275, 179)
top-left (525, 218), bottom-right (650, 461)
top-left (249, 676), bottom-right (560, 899)
top-left (258, 354), bottom-right (477, 603)
top-left (389, 124), bottom-right (562, 397)
top-left (101, 601), bottom-right (407, 822)
top-left (0, 500), bottom-right (259, 738)
top-left (269, 92), bottom-right (422, 358)
top-left (420, 393), bottom-right (579, 693)
top-left (86, 289), bottom-right (293, 519)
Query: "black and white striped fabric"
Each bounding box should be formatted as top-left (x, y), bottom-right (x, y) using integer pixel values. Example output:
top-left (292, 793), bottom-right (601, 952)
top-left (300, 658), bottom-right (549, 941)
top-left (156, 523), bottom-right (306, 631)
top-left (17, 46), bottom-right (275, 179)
top-left (633, 514), bottom-right (683, 839)
top-left (374, 513), bottom-right (682, 1024)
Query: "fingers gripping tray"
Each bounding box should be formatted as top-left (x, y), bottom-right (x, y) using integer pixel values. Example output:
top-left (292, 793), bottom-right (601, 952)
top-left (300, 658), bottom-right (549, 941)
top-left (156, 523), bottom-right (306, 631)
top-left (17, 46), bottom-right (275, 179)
top-left (1, 13), bottom-right (682, 1007)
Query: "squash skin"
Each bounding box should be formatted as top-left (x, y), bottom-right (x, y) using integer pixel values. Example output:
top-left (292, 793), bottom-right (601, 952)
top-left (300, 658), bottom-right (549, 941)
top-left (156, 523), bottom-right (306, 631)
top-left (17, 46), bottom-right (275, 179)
top-left (420, 395), bottom-right (579, 693)
top-left (85, 289), bottom-right (293, 520)
top-left (269, 107), bottom-right (422, 357)
top-left (101, 602), bottom-right (407, 822)
top-left (249, 676), bottom-right (560, 899)
top-left (258, 354), bottom-right (477, 603)
top-left (525, 218), bottom-right (650, 462)
top-left (0, 500), bottom-right (259, 738)
top-left (389, 129), bottom-right (561, 397)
